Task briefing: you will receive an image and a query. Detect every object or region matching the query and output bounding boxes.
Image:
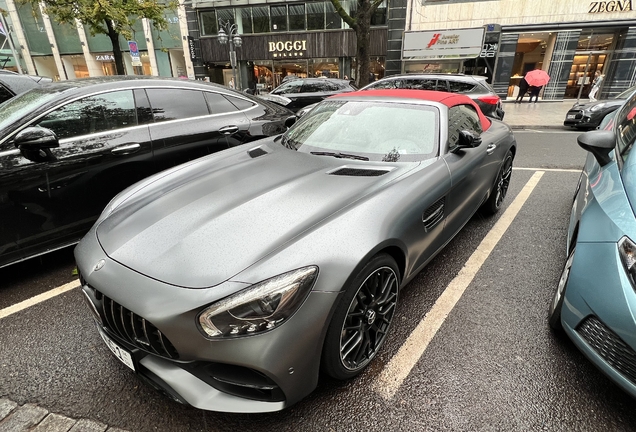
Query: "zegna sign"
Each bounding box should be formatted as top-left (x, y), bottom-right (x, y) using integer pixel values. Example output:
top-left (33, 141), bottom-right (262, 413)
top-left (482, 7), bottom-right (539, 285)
top-left (268, 40), bottom-right (308, 58)
top-left (589, 0), bottom-right (633, 13)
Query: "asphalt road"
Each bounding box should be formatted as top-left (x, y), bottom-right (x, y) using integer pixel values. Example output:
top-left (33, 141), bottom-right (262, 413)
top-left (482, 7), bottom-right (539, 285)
top-left (2, 130), bottom-right (635, 432)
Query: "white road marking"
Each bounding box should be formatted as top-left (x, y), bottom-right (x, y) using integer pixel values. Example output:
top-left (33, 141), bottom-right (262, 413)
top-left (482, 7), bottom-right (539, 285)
top-left (513, 167), bottom-right (581, 173)
top-left (373, 171), bottom-right (545, 400)
top-left (0, 280), bottom-right (80, 320)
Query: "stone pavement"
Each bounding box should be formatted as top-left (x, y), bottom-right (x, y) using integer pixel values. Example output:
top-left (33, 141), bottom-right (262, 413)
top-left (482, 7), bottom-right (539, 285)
top-left (501, 98), bottom-right (577, 129)
top-left (0, 399), bottom-right (128, 432)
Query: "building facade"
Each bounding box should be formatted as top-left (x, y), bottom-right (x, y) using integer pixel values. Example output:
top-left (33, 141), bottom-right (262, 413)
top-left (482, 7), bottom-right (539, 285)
top-left (190, 0), bottom-right (388, 91)
top-left (404, 0), bottom-right (636, 100)
top-left (0, 0), bottom-right (194, 80)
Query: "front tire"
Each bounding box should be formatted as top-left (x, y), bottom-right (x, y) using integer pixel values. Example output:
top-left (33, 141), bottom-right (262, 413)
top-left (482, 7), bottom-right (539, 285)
top-left (549, 248), bottom-right (575, 332)
top-left (322, 254), bottom-right (400, 380)
top-left (482, 150), bottom-right (513, 215)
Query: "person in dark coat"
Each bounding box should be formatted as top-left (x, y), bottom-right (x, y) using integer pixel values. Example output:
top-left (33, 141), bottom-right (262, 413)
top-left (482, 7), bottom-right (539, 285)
top-left (516, 77), bottom-right (529, 103)
top-left (528, 85), bottom-right (542, 103)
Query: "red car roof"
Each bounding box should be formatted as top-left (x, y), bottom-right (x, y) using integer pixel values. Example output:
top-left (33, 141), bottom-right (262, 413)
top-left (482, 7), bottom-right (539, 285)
top-left (330, 89), bottom-right (491, 131)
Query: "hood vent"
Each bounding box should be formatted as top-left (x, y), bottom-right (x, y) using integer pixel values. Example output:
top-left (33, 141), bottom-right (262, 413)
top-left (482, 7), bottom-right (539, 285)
top-left (248, 147), bottom-right (268, 158)
top-left (329, 167), bottom-right (391, 177)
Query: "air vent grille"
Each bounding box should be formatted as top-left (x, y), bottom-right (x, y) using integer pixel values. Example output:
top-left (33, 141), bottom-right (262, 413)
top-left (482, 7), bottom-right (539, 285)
top-left (330, 168), bottom-right (389, 177)
top-left (248, 147), bottom-right (268, 158)
top-left (422, 197), bottom-right (445, 231)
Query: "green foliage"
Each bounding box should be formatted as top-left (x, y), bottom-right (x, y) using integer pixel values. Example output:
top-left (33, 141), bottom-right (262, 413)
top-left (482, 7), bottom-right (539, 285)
top-left (18, 0), bottom-right (178, 40)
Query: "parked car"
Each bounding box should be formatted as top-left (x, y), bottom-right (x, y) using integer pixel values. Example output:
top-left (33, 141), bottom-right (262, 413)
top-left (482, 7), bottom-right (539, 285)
top-left (259, 77), bottom-right (357, 112)
top-left (549, 89), bottom-right (636, 399)
top-left (563, 84), bottom-right (636, 130)
top-left (0, 73), bottom-right (52, 104)
top-left (0, 76), bottom-right (294, 269)
top-left (361, 73), bottom-right (505, 120)
top-left (75, 89), bottom-right (517, 413)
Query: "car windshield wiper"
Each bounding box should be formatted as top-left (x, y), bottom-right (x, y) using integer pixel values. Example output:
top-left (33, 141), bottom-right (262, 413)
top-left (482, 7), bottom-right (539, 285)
top-left (310, 151), bottom-right (369, 161)
top-left (281, 135), bottom-right (300, 150)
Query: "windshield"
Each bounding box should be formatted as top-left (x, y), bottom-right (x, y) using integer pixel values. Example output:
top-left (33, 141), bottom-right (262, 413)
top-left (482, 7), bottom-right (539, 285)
top-left (0, 88), bottom-right (61, 131)
top-left (283, 100), bottom-right (439, 162)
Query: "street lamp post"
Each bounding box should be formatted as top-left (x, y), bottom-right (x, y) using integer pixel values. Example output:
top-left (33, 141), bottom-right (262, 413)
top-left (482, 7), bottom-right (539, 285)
top-left (217, 20), bottom-right (242, 91)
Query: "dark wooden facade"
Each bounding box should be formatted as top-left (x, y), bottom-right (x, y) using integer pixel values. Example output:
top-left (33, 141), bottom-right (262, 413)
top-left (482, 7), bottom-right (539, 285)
top-left (199, 28), bottom-right (387, 62)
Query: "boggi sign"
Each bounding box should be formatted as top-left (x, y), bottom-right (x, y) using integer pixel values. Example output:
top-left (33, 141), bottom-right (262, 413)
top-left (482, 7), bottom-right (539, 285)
top-left (268, 40), bottom-right (307, 58)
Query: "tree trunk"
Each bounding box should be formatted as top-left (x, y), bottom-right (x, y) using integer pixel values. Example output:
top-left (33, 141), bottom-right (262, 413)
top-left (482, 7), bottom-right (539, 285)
top-left (354, 1), bottom-right (372, 88)
top-left (105, 19), bottom-right (126, 75)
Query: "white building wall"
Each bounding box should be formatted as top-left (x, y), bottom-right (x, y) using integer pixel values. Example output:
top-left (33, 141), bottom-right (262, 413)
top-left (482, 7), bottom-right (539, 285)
top-left (408, 0), bottom-right (636, 31)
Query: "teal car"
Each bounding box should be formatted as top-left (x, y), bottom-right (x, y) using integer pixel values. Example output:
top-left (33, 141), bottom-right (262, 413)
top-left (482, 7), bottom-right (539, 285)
top-left (549, 90), bottom-right (636, 398)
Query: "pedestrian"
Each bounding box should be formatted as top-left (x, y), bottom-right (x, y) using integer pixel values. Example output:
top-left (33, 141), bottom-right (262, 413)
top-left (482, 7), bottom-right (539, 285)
top-left (516, 76), bottom-right (529, 103)
top-left (589, 71), bottom-right (604, 102)
top-left (528, 85), bottom-right (542, 103)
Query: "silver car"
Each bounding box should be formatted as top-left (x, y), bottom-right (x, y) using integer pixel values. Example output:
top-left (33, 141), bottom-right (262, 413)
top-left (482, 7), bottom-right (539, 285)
top-left (75, 89), bottom-right (516, 413)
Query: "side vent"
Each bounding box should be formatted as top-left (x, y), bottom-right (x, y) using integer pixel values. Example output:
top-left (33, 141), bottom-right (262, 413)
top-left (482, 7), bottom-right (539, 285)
top-left (248, 147), bottom-right (268, 158)
top-left (422, 197), bottom-right (445, 232)
top-left (329, 168), bottom-right (390, 177)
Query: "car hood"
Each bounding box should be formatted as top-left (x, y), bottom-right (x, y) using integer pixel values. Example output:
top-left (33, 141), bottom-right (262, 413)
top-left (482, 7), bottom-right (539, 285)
top-left (571, 99), bottom-right (624, 111)
top-left (96, 142), bottom-right (417, 288)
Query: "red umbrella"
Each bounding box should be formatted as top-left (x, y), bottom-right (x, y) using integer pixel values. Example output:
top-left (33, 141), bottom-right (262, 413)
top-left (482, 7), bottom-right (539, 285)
top-left (524, 69), bottom-right (550, 87)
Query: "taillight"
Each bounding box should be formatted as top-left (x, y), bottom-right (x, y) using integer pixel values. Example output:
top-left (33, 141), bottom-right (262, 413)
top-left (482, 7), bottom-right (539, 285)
top-left (477, 95), bottom-right (500, 105)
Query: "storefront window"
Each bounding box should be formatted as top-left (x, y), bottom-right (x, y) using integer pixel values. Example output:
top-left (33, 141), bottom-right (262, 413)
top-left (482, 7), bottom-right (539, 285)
top-left (311, 58), bottom-right (338, 78)
top-left (253, 7), bottom-right (270, 34)
top-left (271, 5), bottom-right (287, 32)
top-left (289, 5), bottom-right (306, 31)
top-left (307, 2), bottom-right (325, 31)
top-left (371, 1), bottom-right (387, 26)
top-left (200, 11), bottom-right (218, 35)
top-left (240, 9), bottom-right (253, 34)
top-left (217, 9), bottom-right (235, 26)
top-left (326, 2), bottom-right (342, 30)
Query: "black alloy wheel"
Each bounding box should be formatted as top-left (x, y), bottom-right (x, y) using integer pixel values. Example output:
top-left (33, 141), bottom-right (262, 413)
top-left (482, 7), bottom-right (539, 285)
top-left (322, 254), bottom-right (400, 380)
top-left (549, 247), bottom-right (575, 332)
top-left (482, 150), bottom-right (513, 215)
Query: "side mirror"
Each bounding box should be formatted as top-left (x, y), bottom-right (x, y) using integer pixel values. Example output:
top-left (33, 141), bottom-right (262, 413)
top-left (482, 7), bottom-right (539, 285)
top-left (284, 115), bottom-right (298, 128)
top-left (14, 127), bottom-right (59, 162)
top-left (577, 129), bottom-right (615, 167)
top-left (454, 130), bottom-right (482, 151)
top-left (15, 127), bottom-right (59, 150)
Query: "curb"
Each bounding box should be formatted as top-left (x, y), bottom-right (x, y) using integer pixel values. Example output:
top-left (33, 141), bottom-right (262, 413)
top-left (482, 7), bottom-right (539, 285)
top-left (0, 398), bottom-right (128, 432)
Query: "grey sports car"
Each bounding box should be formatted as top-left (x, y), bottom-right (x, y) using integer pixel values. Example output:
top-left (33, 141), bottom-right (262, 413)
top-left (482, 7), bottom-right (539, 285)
top-left (75, 89), bottom-right (517, 413)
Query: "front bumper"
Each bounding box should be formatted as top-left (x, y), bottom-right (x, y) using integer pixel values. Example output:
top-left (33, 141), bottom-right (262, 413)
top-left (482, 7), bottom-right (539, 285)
top-left (561, 241), bottom-right (636, 398)
top-left (75, 228), bottom-right (341, 413)
top-left (563, 110), bottom-right (599, 128)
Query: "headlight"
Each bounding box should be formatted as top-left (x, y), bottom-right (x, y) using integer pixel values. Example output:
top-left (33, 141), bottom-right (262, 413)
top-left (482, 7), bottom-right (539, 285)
top-left (618, 236), bottom-right (636, 286)
top-left (590, 103), bottom-right (606, 112)
top-left (198, 266), bottom-right (318, 338)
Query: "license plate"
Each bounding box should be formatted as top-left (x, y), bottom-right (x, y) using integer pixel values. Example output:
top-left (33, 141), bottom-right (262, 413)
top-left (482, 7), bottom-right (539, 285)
top-left (98, 328), bottom-right (135, 372)
top-left (567, 114), bottom-right (576, 119)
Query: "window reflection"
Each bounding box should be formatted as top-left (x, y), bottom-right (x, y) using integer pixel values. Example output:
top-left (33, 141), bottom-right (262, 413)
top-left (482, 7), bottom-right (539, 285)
top-left (37, 90), bottom-right (137, 140)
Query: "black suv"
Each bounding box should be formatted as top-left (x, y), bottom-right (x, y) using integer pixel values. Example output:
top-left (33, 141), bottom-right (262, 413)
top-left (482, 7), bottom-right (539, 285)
top-left (362, 74), bottom-right (504, 120)
top-left (262, 78), bottom-right (357, 112)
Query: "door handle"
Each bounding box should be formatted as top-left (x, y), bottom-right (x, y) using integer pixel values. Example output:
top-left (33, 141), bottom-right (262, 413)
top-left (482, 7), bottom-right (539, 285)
top-left (219, 126), bottom-right (239, 135)
top-left (111, 143), bottom-right (141, 155)
top-left (486, 143), bottom-right (497, 155)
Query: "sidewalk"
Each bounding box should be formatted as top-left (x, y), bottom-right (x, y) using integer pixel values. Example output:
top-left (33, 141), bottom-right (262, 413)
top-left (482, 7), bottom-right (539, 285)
top-left (0, 399), bottom-right (128, 432)
top-left (501, 98), bottom-right (576, 130)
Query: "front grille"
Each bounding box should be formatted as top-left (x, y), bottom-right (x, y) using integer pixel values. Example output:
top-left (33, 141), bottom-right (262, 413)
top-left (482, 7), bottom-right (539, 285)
top-left (330, 168), bottom-right (389, 177)
top-left (577, 316), bottom-right (636, 385)
top-left (98, 291), bottom-right (179, 360)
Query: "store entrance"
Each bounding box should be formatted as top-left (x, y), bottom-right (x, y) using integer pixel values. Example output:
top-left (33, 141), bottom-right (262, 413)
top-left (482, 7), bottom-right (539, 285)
top-left (564, 31), bottom-right (615, 99)
top-left (273, 60), bottom-right (308, 88)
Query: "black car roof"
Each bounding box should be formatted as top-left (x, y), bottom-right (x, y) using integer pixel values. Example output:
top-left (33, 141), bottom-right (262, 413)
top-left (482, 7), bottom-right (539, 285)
top-left (35, 76), bottom-right (234, 95)
top-left (0, 74), bottom-right (49, 95)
